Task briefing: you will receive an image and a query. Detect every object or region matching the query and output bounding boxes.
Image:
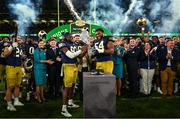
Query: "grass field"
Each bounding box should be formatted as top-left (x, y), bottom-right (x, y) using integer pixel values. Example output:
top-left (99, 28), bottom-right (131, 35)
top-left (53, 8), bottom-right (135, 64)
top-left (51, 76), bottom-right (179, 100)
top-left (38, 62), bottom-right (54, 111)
top-left (1, 81), bottom-right (180, 118)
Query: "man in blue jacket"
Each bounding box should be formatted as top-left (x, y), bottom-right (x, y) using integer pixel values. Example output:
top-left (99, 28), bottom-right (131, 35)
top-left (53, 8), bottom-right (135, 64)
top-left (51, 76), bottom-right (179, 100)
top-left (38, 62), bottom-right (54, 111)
top-left (157, 38), bottom-right (179, 96)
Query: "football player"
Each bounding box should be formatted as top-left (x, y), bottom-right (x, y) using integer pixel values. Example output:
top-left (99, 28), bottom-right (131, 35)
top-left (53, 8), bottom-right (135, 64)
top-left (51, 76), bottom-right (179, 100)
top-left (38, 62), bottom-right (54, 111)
top-left (24, 37), bottom-right (37, 101)
top-left (0, 37), bottom-right (9, 81)
top-left (4, 35), bottom-right (25, 111)
top-left (93, 28), bottom-right (114, 73)
top-left (59, 33), bottom-right (88, 117)
top-left (73, 34), bottom-right (89, 101)
top-left (0, 37), bottom-right (11, 94)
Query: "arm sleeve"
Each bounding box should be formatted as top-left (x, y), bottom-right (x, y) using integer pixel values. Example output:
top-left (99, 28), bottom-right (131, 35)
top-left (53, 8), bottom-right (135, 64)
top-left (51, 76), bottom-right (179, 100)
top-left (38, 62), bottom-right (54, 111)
top-left (172, 49), bottom-right (179, 61)
top-left (65, 50), bottom-right (82, 59)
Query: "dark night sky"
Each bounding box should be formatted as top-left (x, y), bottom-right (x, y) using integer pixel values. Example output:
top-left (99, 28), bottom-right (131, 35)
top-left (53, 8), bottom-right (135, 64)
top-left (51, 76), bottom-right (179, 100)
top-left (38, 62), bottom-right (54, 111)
top-left (0, 0), bottom-right (133, 21)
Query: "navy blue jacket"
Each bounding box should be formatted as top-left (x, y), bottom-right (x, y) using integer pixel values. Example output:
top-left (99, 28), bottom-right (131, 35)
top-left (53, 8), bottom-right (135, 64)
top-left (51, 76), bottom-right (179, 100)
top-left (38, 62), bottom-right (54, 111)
top-left (124, 46), bottom-right (141, 71)
top-left (157, 46), bottom-right (179, 71)
top-left (139, 49), bottom-right (157, 69)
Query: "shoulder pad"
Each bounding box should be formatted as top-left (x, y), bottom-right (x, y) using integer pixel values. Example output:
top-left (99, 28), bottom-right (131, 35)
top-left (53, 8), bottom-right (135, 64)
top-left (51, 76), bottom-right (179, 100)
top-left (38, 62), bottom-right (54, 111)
top-left (58, 42), bottom-right (66, 49)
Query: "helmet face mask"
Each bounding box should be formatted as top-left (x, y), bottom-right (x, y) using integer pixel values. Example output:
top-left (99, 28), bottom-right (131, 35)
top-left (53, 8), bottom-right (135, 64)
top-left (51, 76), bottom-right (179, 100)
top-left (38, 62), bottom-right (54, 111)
top-left (24, 58), bottom-right (33, 72)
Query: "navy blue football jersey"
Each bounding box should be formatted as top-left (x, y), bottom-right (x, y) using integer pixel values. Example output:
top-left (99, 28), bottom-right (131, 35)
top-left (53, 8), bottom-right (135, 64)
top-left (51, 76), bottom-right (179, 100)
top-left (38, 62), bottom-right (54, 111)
top-left (25, 43), bottom-right (38, 59)
top-left (93, 36), bottom-right (113, 62)
top-left (59, 41), bottom-right (79, 64)
top-left (6, 43), bottom-right (24, 66)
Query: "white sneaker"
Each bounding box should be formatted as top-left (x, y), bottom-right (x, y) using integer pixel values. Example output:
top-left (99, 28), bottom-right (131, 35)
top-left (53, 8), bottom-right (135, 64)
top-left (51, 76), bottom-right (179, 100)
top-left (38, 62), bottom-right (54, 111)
top-left (34, 95), bottom-right (37, 100)
top-left (68, 102), bottom-right (80, 108)
top-left (26, 93), bottom-right (30, 101)
top-left (174, 83), bottom-right (179, 93)
top-left (7, 104), bottom-right (16, 111)
top-left (61, 110), bottom-right (72, 117)
top-left (174, 89), bottom-right (178, 94)
top-left (4, 96), bottom-right (6, 101)
top-left (19, 92), bottom-right (22, 98)
top-left (14, 101), bottom-right (24, 106)
top-left (12, 95), bottom-right (14, 99)
top-left (157, 87), bottom-right (163, 94)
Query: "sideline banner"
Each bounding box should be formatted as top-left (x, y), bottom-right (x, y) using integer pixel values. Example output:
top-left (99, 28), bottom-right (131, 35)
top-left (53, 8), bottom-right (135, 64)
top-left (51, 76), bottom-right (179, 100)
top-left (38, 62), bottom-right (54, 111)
top-left (47, 20), bottom-right (112, 41)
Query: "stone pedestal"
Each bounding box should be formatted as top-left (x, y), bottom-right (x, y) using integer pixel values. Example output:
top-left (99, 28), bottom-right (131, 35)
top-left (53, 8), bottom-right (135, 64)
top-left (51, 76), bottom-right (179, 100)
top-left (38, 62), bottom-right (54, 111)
top-left (83, 72), bottom-right (116, 118)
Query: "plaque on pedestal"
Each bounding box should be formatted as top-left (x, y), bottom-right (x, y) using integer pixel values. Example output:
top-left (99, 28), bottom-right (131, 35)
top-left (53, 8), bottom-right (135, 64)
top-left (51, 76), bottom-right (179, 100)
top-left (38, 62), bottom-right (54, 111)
top-left (83, 72), bottom-right (116, 118)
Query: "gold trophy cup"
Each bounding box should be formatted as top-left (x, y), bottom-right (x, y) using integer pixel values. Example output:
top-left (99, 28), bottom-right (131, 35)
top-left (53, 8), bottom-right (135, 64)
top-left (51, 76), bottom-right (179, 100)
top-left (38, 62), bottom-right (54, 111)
top-left (136, 17), bottom-right (147, 40)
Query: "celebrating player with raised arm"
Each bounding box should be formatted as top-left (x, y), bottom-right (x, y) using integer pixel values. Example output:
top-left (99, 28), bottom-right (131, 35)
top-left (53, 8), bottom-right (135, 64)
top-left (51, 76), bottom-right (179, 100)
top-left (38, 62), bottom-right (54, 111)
top-left (58, 33), bottom-right (88, 117)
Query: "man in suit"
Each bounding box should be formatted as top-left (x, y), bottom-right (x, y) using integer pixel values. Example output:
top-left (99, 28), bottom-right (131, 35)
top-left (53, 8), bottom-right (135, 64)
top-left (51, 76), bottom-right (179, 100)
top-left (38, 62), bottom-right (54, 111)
top-left (124, 37), bottom-right (141, 97)
top-left (157, 38), bottom-right (179, 96)
top-left (46, 37), bottom-right (62, 97)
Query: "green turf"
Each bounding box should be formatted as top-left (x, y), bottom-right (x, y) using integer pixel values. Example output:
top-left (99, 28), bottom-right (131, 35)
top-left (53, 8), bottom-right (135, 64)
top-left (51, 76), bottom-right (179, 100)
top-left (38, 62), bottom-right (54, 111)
top-left (0, 94), bottom-right (83, 118)
top-left (1, 80), bottom-right (180, 118)
top-left (116, 96), bottom-right (180, 118)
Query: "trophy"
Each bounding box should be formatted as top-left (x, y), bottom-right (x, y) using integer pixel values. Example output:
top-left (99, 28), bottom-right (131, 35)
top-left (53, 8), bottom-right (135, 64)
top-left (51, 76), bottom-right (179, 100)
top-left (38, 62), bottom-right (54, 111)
top-left (136, 17), bottom-right (147, 40)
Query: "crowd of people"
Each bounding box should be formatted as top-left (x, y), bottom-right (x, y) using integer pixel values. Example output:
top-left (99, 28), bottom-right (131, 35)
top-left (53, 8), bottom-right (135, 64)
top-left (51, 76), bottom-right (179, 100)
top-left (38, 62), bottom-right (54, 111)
top-left (0, 29), bottom-right (180, 117)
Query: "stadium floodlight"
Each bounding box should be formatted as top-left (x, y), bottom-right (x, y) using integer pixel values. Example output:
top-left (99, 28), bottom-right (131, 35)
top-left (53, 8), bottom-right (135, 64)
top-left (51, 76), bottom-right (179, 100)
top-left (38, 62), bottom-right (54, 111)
top-left (41, 20), bottom-right (47, 23)
top-left (32, 19), bottom-right (38, 24)
top-left (13, 20), bottom-right (18, 24)
top-left (3, 20), bottom-right (10, 23)
top-left (68, 20), bottom-right (73, 23)
top-left (60, 20), bottom-right (65, 23)
top-left (50, 20), bottom-right (56, 23)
